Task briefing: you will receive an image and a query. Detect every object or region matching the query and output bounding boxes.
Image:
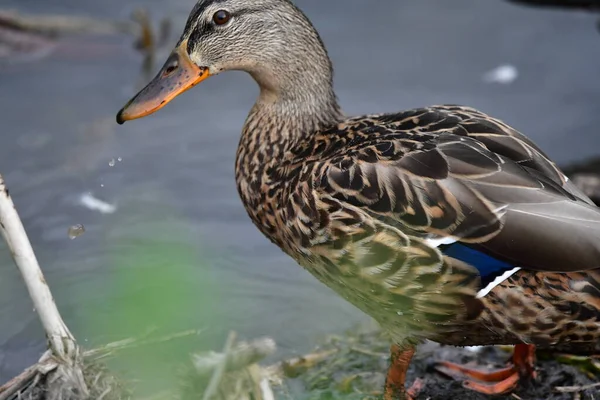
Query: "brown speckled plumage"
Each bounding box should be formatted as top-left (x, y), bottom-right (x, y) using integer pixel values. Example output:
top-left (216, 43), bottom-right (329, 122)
top-left (236, 102), bottom-right (600, 351)
top-left (117, 0), bottom-right (600, 396)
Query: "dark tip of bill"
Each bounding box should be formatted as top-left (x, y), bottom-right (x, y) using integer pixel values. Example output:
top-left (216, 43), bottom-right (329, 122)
top-left (116, 109), bottom-right (126, 125)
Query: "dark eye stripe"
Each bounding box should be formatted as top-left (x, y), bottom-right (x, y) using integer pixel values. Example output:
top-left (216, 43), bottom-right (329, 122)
top-left (184, 6), bottom-right (266, 54)
top-left (187, 22), bottom-right (214, 53)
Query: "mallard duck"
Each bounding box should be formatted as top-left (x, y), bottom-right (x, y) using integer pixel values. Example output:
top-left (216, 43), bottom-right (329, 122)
top-left (116, 0), bottom-right (600, 398)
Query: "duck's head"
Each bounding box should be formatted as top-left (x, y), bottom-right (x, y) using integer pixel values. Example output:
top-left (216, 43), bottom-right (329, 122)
top-left (117, 0), bottom-right (337, 125)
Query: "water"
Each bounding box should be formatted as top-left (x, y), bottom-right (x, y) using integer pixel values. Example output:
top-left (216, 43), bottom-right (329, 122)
top-left (1, 0), bottom-right (599, 390)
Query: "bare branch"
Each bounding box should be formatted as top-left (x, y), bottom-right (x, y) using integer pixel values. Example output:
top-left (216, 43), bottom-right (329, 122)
top-left (0, 174), bottom-right (88, 396)
top-left (0, 175), bottom-right (77, 360)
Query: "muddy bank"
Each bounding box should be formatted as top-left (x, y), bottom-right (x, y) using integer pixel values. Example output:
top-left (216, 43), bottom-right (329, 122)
top-left (280, 323), bottom-right (599, 400)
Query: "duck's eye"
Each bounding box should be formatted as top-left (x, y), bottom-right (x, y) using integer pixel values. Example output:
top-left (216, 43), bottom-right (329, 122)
top-left (213, 10), bottom-right (231, 25)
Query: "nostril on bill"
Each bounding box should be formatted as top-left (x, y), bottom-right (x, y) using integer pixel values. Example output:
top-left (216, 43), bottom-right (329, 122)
top-left (164, 63), bottom-right (178, 76)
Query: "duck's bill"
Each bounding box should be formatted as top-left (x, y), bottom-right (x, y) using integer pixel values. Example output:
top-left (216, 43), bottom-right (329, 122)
top-left (116, 43), bottom-right (209, 124)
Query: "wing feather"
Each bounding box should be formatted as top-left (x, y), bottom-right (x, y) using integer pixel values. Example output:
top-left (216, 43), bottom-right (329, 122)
top-left (313, 106), bottom-right (600, 273)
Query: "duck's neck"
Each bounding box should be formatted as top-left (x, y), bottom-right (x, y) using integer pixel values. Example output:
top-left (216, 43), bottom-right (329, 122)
top-left (234, 87), bottom-right (341, 243)
top-left (235, 65), bottom-right (343, 204)
top-left (240, 86), bottom-right (342, 154)
top-left (234, 4), bottom-right (343, 217)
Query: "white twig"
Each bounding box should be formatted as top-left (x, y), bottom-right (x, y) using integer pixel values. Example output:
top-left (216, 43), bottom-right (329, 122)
top-left (0, 175), bottom-right (77, 360)
top-left (85, 328), bottom-right (204, 359)
top-left (259, 377), bottom-right (275, 400)
top-left (192, 337), bottom-right (276, 376)
top-left (202, 331), bottom-right (237, 400)
top-left (192, 336), bottom-right (277, 400)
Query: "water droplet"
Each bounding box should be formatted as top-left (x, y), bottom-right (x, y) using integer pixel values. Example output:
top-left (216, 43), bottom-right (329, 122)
top-left (108, 158), bottom-right (116, 167)
top-left (68, 224), bottom-right (86, 240)
top-left (396, 311), bottom-right (404, 316)
top-left (100, 184), bottom-right (104, 188)
top-left (117, 157), bottom-right (122, 162)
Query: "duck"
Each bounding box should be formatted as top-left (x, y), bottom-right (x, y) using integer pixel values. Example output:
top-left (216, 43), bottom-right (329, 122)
top-left (115, 0), bottom-right (600, 398)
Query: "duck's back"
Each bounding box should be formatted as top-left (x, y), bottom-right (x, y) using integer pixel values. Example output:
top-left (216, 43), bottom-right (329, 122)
top-left (269, 105), bottom-right (600, 347)
top-left (284, 104), bottom-right (600, 263)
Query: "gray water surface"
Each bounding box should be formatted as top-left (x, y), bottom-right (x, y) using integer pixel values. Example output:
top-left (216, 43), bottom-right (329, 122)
top-left (1, 0), bottom-right (599, 389)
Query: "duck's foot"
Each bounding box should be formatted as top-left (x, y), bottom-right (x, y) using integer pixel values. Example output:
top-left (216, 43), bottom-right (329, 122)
top-left (434, 343), bottom-right (536, 395)
top-left (384, 345), bottom-right (423, 400)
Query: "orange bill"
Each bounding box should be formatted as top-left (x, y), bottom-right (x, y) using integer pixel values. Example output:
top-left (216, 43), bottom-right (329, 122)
top-left (116, 41), bottom-right (209, 124)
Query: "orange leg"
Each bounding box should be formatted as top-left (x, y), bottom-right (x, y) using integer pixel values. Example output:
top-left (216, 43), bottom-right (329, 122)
top-left (435, 343), bottom-right (537, 395)
top-left (384, 345), bottom-right (423, 400)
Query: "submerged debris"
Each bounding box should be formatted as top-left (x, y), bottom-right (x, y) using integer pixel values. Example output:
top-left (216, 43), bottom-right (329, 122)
top-left (0, 21), bottom-right (55, 64)
top-left (67, 224), bottom-right (85, 240)
top-left (179, 333), bottom-right (277, 400)
top-left (0, 8), bottom-right (170, 64)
